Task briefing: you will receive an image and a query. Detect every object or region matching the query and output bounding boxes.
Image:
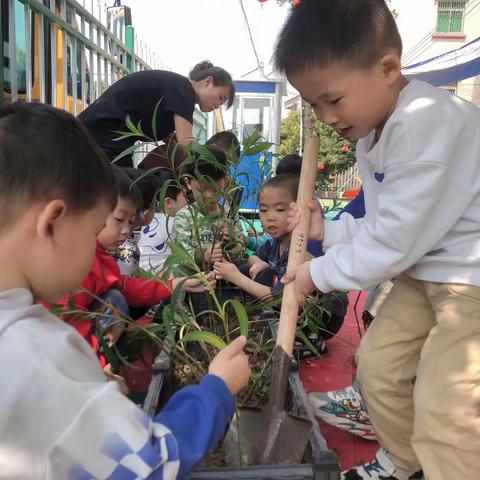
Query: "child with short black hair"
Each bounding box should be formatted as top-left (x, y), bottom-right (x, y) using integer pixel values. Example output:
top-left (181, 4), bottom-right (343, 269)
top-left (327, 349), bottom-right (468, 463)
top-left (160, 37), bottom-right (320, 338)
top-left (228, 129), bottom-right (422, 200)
top-left (0, 101), bottom-right (250, 479)
top-left (206, 130), bottom-right (241, 159)
top-left (275, 1), bottom-right (480, 478)
top-left (214, 174), bottom-right (345, 358)
top-left (114, 167), bottom-right (174, 276)
top-left (172, 146), bottom-right (244, 270)
top-left (138, 169), bottom-right (187, 273)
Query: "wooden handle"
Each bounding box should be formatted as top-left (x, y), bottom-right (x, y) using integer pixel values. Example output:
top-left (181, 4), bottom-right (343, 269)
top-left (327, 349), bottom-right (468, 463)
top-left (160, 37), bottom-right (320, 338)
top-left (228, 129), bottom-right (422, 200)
top-left (276, 135), bottom-right (320, 356)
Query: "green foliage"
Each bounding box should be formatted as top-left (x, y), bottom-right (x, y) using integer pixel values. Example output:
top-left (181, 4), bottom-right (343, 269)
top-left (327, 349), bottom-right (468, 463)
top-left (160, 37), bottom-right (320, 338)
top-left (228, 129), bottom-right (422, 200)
top-left (279, 110), bottom-right (356, 191)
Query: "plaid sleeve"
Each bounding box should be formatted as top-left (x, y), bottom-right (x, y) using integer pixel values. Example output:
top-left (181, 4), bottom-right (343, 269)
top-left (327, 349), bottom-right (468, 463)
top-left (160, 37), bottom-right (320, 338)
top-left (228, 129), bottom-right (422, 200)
top-left (48, 382), bottom-right (180, 480)
top-left (48, 375), bottom-right (233, 479)
top-left (172, 208), bottom-right (198, 260)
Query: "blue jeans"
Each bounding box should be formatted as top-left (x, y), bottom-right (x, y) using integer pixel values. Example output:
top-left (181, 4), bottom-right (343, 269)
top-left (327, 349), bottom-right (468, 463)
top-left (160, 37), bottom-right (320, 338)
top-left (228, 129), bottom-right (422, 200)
top-left (89, 289), bottom-right (129, 329)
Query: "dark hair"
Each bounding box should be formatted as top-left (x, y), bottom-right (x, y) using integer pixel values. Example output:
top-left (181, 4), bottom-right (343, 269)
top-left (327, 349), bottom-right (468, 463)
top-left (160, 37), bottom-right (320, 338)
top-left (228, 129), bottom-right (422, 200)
top-left (182, 146), bottom-right (228, 183)
top-left (261, 174), bottom-right (299, 201)
top-left (0, 101), bottom-right (116, 231)
top-left (123, 167), bottom-right (182, 208)
top-left (189, 61), bottom-right (235, 108)
top-left (276, 154), bottom-right (302, 176)
top-left (112, 166), bottom-right (142, 209)
top-left (160, 170), bottom-right (183, 201)
top-left (138, 133), bottom-right (187, 174)
top-left (274, 0), bottom-right (402, 74)
top-left (122, 167), bottom-right (164, 210)
top-left (206, 131), bottom-right (241, 159)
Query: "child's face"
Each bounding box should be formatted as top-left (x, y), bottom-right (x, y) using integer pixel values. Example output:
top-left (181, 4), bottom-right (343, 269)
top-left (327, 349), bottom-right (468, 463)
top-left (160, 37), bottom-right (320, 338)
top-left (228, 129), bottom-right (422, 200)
top-left (97, 196), bottom-right (137, 250)
top-left (189, 177), bottom-right (226, 211)
top-left (164, 192), bottom-right (187, 217)
top-left (27, 200), bottom-right (111, 302)
top-left (287, 57), bottom-right (402, 141)
top-left (259, 186), bottom-right (294, 239)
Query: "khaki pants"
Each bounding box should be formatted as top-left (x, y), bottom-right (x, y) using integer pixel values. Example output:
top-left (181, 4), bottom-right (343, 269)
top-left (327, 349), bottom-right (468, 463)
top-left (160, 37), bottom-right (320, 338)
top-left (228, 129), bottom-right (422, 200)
top-left (357, 273), bottom-right (480, 480)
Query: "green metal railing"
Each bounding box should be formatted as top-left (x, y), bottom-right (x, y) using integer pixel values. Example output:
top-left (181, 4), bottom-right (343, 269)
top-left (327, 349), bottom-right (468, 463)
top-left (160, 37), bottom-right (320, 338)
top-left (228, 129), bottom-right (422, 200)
top-left (1, 0), bottom-right (155, 112)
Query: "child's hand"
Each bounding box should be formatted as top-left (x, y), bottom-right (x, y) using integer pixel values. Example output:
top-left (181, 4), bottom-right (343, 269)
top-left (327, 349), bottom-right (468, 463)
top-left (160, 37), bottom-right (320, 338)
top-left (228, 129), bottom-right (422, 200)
top-left (249, 260), bottom-right (269, 280)
top-left (209, 335), bottom-right (251, 395)
top-left (204, 242), bottom-right (223, 264)
top-left (287, 200), bottom-right (325, 241)
top-left (174, 272), bottom-right (216, 293)
top-left (213, 260), bottom-right (240, 282)
top-left (282, 260), bottom-right (317, 306)
top-left (106, 322), bottom-right (125, 346)
top-left (104, 364), bottom-right (129, 396)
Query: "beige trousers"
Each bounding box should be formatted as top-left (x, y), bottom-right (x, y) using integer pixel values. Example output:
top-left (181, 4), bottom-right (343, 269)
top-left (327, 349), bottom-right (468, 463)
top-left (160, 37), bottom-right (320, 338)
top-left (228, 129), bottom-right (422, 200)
top-left (357, 273), bottom-right (480, 480)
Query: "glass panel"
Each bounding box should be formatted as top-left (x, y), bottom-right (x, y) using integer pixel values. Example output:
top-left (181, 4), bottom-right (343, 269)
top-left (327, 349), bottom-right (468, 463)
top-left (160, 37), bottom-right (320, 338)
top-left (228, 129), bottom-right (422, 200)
top-left (3, 0), bottom-right (28, 93)
top-left (436, 11), bottom-right (449, 33)
top-left (242, 97), bottom-right (271, 144)
top-left (450, 11), bottom-right (463, 32)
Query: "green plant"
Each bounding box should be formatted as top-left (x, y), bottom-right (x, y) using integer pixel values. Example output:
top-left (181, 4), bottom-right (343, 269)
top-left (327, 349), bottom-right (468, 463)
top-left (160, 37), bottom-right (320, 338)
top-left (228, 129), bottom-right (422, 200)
top-left (279, 110), bottom-right (357, 192)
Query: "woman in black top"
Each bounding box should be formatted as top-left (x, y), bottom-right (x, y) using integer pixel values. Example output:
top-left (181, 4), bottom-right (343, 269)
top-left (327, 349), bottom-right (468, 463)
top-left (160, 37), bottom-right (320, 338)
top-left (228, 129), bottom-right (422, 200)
top-left (78, 61), bottom-right (235, 166)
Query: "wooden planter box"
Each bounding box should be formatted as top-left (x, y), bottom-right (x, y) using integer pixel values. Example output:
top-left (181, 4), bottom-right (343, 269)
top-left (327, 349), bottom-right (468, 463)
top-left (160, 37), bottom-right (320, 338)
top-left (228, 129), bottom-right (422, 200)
top-left (143, 313), bottom-right (341, 480)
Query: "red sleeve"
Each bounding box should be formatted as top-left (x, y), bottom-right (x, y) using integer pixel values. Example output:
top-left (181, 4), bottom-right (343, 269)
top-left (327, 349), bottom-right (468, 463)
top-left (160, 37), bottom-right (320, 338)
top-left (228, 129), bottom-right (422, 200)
top-left (119, 276), bottom-right (173, 307)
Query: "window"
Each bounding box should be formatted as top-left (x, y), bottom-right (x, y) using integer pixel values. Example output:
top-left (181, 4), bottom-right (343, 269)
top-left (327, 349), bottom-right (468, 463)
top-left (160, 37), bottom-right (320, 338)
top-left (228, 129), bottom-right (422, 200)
top-left (442, 82), bottom-right (458, 95)
top-left (436, 2), bottom-right (466, 34)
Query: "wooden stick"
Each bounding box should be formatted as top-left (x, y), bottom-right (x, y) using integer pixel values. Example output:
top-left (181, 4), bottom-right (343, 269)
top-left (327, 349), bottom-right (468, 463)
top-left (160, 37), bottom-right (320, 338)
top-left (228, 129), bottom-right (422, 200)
top-left (276, 135), bottom-right (320, 357)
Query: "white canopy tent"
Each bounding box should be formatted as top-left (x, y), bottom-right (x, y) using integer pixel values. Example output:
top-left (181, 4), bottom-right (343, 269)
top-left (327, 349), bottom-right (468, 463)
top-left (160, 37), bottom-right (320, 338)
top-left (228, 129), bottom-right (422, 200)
top-left (402, 36), bottom-right (480, 86)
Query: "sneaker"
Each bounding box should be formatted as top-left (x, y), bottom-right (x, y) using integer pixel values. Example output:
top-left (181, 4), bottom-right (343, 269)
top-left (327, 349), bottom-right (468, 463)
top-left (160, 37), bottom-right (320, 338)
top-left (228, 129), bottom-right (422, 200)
top-left (294, 334), bottom-right (329, 362)
top-left (342, 448), bottom-right (424, 479)
top-left (308, 378), bottom-right (376, 440)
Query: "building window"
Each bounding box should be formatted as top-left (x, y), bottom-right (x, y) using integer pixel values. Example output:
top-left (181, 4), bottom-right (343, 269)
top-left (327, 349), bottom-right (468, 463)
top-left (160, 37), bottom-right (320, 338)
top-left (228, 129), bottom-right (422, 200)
top-left (436, 2), bottom-right (466, 33)
top-left (442, 82), bottom-right (458, 95)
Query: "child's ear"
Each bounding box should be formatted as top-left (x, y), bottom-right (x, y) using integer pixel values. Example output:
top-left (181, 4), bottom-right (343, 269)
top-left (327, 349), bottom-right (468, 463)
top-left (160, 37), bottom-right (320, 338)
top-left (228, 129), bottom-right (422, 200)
top-left (164, 197), bottom-right (173, 211)
top-left (36, 199), bottom-right (67, 240)
top-left (379, 53), bottom-right (402, 83)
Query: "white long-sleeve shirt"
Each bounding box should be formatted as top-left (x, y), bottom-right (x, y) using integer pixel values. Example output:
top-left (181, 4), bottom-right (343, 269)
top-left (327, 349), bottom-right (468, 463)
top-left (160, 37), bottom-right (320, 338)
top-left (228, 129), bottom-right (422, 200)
top-left (311, 80), bottom-right (480, 293)
top-left (0, 289), bottom-right (234, 479)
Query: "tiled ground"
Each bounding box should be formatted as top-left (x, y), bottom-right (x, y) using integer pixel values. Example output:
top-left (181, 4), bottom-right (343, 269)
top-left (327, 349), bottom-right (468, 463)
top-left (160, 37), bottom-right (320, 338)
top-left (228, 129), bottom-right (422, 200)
top-left (299, 292), bottom-right (379, 470)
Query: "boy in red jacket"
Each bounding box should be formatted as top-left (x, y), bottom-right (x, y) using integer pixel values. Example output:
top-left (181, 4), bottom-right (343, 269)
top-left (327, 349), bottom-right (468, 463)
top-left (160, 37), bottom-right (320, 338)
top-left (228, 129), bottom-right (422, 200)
top-left (50, 167), bottom-right (213, 364)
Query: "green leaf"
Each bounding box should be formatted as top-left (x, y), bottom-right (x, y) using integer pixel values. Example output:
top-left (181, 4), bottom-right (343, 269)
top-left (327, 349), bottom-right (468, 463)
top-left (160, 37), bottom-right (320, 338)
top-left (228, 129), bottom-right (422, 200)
top-left (151, 98), bottom-right (164, 142)
top-left (224, 299), bottom-right (249, 337)
top-left (168, 242), bottom-right (200, 270)
top-left (111, 143), bottom-right (144, 164)
top-left (243, 142), bottom-right (272, 157)
top-left (180, 330), bottom-right (227, 350)
top-left (125, 114), bottom-right (136, 133)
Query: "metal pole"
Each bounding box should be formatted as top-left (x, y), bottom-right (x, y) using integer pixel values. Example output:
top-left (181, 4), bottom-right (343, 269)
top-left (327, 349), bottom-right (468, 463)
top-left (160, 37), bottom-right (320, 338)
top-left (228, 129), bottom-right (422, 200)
top-left (24, 3), bottom-right (32, 101)
top-left (8, 0), bottom-right (18, 101)
top-left (49, 0), bottom-right (57, 107)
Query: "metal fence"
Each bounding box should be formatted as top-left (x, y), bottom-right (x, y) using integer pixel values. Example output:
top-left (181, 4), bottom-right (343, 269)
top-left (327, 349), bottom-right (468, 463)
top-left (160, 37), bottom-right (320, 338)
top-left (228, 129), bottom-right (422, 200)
top-left (1, 0), bottom-right (161, 114)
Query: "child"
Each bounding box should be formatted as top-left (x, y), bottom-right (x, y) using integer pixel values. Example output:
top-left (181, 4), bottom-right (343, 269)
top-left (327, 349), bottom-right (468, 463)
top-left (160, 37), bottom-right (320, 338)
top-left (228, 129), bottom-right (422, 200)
top-left (172, 146), bottom-right (244, 271)
top-left (51, 166), bottom-right (211, 358)
top-left (214, 174), bottom-right (345, 357)
top-left (114, 167), bottom-right (166, 276)
top-left (0, 101), bottom-right (250, 479)
top-left (275, 1), bottom-right (480, 479)
top-left (206, 130), bottom-right (241, 160)
top-left (138, 169), bottom-right (187, 273)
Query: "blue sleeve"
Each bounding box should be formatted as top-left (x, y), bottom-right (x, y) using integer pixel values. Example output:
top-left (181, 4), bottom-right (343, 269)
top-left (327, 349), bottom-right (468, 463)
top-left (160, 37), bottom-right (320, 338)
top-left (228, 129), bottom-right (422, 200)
top-left (156, 374), bottom-right (235, 478)
top-left (307, 240), bottom-right (324, 257)
top-left (333, 188), bottom-right (366, 220)
top-left (254, 238), bottom-right (272, 262)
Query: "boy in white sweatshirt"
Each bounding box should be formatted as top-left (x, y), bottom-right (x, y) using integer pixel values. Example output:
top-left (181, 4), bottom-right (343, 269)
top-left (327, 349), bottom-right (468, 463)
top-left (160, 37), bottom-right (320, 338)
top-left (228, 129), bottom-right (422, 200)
top-left (0, 102), bottom-right (251, 480)
top-left (275, 1), bottom-right (480, 479)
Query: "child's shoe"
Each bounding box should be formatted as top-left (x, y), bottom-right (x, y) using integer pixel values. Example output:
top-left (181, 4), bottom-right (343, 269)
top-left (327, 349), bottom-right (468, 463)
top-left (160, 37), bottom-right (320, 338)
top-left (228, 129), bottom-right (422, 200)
top-left (342, 448), bottom-right (424, 479)
top-left (308, 378), bottom-right (375, 440)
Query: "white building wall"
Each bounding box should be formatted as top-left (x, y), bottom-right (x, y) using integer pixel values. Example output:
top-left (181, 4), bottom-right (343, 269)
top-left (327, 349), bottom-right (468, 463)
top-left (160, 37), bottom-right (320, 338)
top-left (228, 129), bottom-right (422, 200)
top-left (392, 0), bottom-right (480, 104)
